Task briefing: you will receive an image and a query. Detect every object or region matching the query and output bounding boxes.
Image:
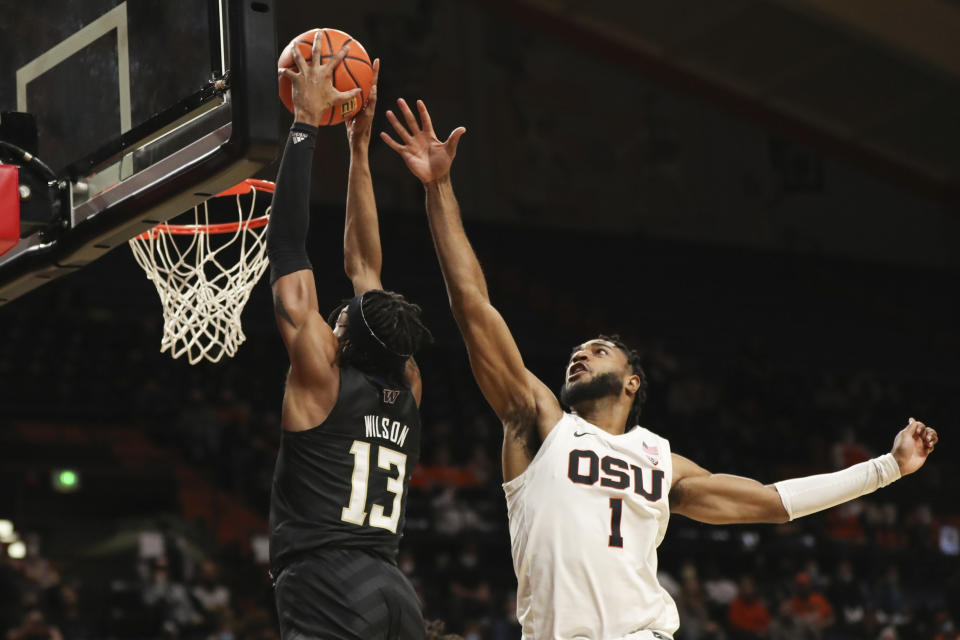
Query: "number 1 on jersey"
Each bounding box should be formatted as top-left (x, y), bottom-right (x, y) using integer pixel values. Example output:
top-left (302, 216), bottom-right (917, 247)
top-left (341, 440), bottom-right (407, 533)
top-left (341, 441), bottom-right (371, 525)
top-left (609, 497), bottom-right (624, 548)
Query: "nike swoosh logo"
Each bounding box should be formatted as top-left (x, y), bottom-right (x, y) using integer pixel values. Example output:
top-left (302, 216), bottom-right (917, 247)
top-left (573, 431), bottom-right (595, 438)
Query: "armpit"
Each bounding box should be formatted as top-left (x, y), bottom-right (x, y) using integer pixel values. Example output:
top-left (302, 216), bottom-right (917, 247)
top-left (667, 480), bottom-right (687, 509)
top-left (502, 404), bottom-right (540, 459)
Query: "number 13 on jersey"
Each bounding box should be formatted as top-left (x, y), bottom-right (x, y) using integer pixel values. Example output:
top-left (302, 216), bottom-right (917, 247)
top-left (341, 440), bottom-right (407, 533)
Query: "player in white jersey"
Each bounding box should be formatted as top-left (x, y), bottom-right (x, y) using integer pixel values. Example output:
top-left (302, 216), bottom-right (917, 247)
top-left (381, 100), bottom-right (939, 640)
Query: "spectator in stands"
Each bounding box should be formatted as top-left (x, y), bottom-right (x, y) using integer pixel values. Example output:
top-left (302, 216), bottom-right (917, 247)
top-left (46, 584), bottom-right (91, 640)
top-left (826, 560), bottom-right (868, 638)
top-left (447, 543), bottom-right (494, 626)
top-left (412, 444), bottom-right (478, 490)
top-left (830, 427), bottom-right (870, 470)
top-left (4, 609), bottom-right (63, 640)
top-left (872, 565), bottom-right (904, 619)
top-left (209, 607), bottom-right (237, 640)
top-left (141, 557), bottom-right (201, 637)
top-left (488, 592), bottom-right (521, 640)
top-left (876, 626), bottom-right (898, 640)
top-left (191, 560), bottom-right (230, 631)
top-left (785, 572), bottom-right (833, 636)
top-left (464, 444), bottom-right (493, 486)
top-left (677, 568), bottom-right (727, 640)
top-left (768, 601), bottom-right (817, 640)
top-left (935, 616), bottom-right (960, 640)
top-left (728, 576), bottom-right (770, 639)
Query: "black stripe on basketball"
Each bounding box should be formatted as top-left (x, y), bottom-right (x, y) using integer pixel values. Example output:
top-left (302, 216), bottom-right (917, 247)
top-left (296, 39), bottom-right (371, 67)
top-left (322, 29), bottom-right (335, 58)
top-left (314, 55), bottom-right (370, 67)
top-left (297, 36), bottom-right (314, 63)
top-left (339, 37), bottom-right (362, 92)
top-left (342, 58), bottom-right (362, 91)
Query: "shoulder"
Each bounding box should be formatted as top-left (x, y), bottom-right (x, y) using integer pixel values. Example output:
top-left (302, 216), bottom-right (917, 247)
top-left (528, 371), bottom-right (564, 433)
top-left (289, 313), bottom-right (339, 375)
top-left (633, 425), bottom-right (670, 445)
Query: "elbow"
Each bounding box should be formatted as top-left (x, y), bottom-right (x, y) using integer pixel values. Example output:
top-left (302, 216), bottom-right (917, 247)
top-left (343, 256), bottom-right (362, 281)
top-left (344, 258), bottom-right (380, 286)
top-left (447, 284), bottom-right (486, 311)
top-left (769, 511), bottom-right (790, 525)
top-left (767, 484), bottom-right (791, 523)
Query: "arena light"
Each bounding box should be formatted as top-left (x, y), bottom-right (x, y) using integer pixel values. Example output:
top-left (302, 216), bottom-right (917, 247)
top-left (51, 468), bottom-right (81, 493)
top-left (0, 519), bottom-right (13, 543)
top-left (7, 540), bottom-right (26, 559)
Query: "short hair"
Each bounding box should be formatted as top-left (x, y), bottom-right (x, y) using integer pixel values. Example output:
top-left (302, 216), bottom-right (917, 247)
top-left (596, 333), bottom-right (647, 429)
top-left (327, 290), bottom-right (433, 381)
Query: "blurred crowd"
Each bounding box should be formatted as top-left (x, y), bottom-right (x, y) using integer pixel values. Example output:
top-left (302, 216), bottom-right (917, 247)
top-left (2, 220), bottom-right (958, 639)
top-left (3, 332), bottom-right (958, 639)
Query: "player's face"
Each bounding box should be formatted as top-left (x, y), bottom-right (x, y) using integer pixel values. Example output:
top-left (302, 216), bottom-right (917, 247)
top-left (564, 339), bottom-right (625, 386)
top-left (332, 307), bottom-right (349, 338)
top-left (559, 339), bottom-right (632, 407)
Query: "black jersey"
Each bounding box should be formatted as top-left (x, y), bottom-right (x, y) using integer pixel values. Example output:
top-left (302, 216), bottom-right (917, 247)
top-left (269, 366), bottom-right (421, 573)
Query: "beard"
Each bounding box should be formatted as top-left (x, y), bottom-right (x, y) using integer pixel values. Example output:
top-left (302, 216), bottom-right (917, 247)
top-left (560, 371), bottom-right (622, 408)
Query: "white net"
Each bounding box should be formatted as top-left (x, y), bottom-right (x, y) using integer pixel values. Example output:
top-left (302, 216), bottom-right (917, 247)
top-left (128, 181), bottom-right (272, 364)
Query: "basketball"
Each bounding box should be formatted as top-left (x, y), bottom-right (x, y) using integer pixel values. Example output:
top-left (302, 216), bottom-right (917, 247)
top-left (277, 28), bottom-right (374, 125)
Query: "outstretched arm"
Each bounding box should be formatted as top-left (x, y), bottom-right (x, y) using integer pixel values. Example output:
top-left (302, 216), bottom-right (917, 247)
top-left (342, 64), bottom-right (423, 403)
top-left (269, 36), bottom-right (361, 352)
top-left (670, 418), bottom-right (938, 525)
top-left (382, 99), bottom-right (562, 477)
top-left (267, 36), bottom-right (360, 432)
top-left (343, 59), bottom-right (383, 295)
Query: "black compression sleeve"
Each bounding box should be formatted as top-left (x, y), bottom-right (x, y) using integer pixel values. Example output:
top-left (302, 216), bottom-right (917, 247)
top-left (267, 122), bottom-right (319, 284)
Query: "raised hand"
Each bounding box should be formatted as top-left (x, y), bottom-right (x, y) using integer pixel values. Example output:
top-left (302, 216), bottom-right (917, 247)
top-left (345, 58), bottom-right (380, 149)
top-left (891, 417), bottom-right (938, 475)
top-left (381, 99), bottom-right (466, 184)
top-left (279, 33), bottom-right (361, 127)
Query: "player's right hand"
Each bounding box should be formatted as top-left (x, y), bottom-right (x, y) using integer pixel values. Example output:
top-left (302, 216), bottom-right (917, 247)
top-left (891, 417), bottom-right (938, 476)
top-left (381, 99), bottom-right (465, 184)
top-left (345, 58), bottom-right (380, 149)
top-left (279, 34), bottom-right (361, 127)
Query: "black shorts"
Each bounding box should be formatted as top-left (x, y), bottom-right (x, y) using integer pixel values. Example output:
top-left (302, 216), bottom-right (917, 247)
top-left (274, 548), bottom-right (425, 640)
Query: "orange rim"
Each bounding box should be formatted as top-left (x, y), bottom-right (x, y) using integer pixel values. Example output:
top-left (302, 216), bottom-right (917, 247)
top-left (135, 179), bottom-right (274, 239)
top-left (216, 178), bottom-right (275, 197)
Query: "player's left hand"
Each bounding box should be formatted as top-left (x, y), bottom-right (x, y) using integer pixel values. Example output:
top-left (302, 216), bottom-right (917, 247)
top-left (345, 58), bottom-right (380, 149)
top-left (381, 98), bottom-right (466, 184)
top-left (891, 417), bottom-right (938, 475)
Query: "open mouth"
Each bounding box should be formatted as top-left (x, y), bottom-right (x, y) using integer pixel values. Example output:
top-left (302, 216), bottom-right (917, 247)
top-left (568, 362), bottom-right (588, 380)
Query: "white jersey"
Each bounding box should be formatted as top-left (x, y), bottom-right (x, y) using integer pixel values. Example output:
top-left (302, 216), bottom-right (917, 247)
top-left (503, 412), bottom-right (679, 640)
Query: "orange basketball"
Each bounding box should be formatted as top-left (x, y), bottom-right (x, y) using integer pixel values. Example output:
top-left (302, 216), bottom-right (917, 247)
top-left (277, 28), bottom-right (373, 126)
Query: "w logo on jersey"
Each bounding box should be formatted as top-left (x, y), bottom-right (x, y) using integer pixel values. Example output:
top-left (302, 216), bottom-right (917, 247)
top-left (383, 389), bottom-right (400, 404)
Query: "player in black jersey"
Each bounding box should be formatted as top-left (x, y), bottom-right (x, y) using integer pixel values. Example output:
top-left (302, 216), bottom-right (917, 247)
top-left (267, 37), bottom-right (432, 640)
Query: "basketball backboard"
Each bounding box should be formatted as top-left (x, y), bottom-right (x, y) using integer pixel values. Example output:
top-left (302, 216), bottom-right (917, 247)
top-left (0, 0), bottom-right (281, 304)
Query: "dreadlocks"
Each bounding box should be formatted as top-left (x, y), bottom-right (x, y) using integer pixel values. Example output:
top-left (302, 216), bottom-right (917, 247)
top-left (596, 333), bottom-right (648, 430)
top-left (327, 290), bottom-right (433, 382)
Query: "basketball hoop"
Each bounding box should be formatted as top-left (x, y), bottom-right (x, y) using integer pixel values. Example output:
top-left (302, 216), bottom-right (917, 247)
top-left (129, 178), bottom-right (274, 364)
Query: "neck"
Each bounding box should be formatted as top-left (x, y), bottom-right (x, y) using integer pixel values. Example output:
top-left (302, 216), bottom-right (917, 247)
top-left (573, 397), bottom-right (629, 435)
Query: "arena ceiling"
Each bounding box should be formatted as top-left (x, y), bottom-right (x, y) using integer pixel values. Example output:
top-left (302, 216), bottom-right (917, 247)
top-left (480, 0), bottom-right (960, 207)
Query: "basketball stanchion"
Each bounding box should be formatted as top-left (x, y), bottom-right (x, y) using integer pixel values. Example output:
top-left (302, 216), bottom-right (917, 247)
top-left (128, 179), bottom-right (273, 364)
